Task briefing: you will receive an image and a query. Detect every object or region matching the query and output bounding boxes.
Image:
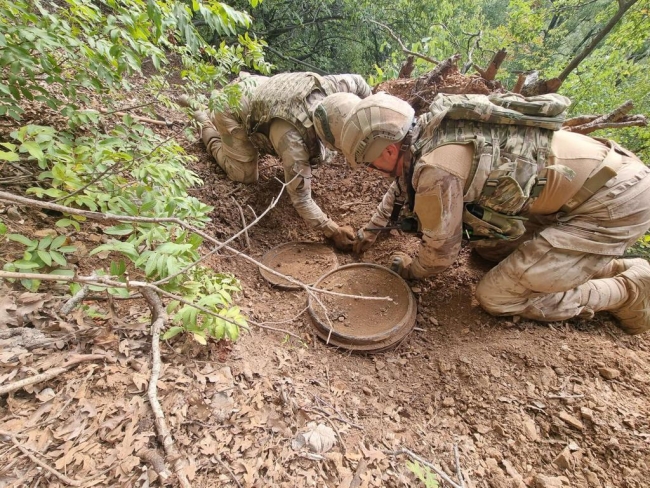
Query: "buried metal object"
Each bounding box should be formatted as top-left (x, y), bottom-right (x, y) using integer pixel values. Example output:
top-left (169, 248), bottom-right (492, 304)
top-left (259, 242), bottom-right (339, 290)
top-left (307, 263), bottom-right (417, 352)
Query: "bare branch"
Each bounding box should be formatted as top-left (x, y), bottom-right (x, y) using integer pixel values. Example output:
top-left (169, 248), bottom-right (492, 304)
top-left (474, 48), bottom-right (507, 81)
top-left (564, 100), bottom-right (647, 134)
top-left (140, 288), bottom-right (192, 488)
top-left (369, 19), bottom-right (439, 65)
top-left (558, 0), bottom-right (640, 82)
top-left (231, 196), bottom-right (251, 249)
top-left (0, 354), bottom-right (106, 397)
top-left (387, 447), bottom-right (463, 488)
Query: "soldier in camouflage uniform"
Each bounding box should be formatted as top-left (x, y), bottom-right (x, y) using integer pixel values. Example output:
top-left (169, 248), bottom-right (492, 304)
top-left (339, 92), bottom-right (650, 334)
top-left (183, 72), bottom-right (372, 249)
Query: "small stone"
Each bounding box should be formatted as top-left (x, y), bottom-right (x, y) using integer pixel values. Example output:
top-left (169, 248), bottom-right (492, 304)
top-left (442, 397), bottom-right (455, 407)
top-left (337, 316), bottom-right (345, 322)
top-left (558, 411), bottom-right (584, 431)
top-left (375, 361), bottom-right (385, 371)
top-left (533, 474), bottom-right (564, 488)
top-left (6, 206), bottom-right (22, 221)
top-left (598, 367), bottom-right (620, 380)
top-left (410, 286), bottom-right (422, 293)
top-left (522, 416), bottom-right (539, 441)
top-left (580, 407), bottom-right (594, 422)
top-left (34, 229), bottom-right (58, 238)
top-left (585, 470), bottom-right (602, 487)
top-left (476, 424), bottom-right (491, 434)
top-left (428, 316), bottom-right (439, 326)
top-left (553, 447), bottom-right (572, 470)
top-left (568, 441), bottom-right (580, 451)
top-left (362, 387), bottom-right (372, 396)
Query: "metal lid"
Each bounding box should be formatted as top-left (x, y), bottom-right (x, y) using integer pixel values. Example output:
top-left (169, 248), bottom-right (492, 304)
top-left (259, 242), bottom-right (339, 290)
top-left (307, 263), bottom-right (417, 352)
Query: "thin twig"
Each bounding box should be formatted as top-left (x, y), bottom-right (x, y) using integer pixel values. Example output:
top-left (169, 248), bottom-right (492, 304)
top-left (248, 320), bottom-right (304, 342)
top-left (454, 444), bottom-right (465, 488)
top-left (387, 447), bottom-right (462, 488)
top-left (369, 19), bottom-right (439, 65)
top-left (60, 275), bottom-right (95, 315)
top-left (231, 196), bottom-right (251, 249)
top-left (215, 455), bottom-right (242, 488)
top-left (0, 429), bottom-right (92, 486)
top-left (140, 288), bottom-right (192, 488)
top-left (0, 354), bottom-right (106, 396)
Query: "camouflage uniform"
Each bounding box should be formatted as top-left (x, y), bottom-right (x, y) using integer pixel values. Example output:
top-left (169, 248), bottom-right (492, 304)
top-left (365, 95), bottom-right (650, 333)
top-left (193, 72), bottom-right (371, 238)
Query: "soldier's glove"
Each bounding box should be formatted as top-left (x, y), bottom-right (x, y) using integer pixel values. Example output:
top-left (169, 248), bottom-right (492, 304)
top-left (353, 224), bottom-right (379, 254)
top-left (328, 225), bottom-right (356, 251)
top-left (390, 252), bottom-right (413, 279)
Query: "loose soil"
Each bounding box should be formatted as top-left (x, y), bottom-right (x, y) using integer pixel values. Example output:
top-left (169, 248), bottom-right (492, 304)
top-left (0, 66), bottom-right (649, 488)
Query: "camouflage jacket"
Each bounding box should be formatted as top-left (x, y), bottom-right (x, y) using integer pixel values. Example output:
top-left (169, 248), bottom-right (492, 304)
top-left (247, 72), bottom-right (371, 164)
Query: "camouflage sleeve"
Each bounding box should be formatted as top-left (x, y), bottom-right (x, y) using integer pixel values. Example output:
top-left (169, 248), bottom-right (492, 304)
top-left (369, 177), bottom-right (407, 227)
top-left (268, 119), bottom-right (336, 234)
top-left (406, 166), bottom-right (464, 280)
top-left (324, 74), bottom-right (372, 99)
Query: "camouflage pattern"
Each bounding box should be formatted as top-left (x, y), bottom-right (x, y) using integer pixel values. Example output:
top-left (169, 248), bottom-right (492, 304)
top-left (248, 72), bottom-right (369, 166)
top-left (413, 117), bottom-right (556, 216)
top-left (427, 93), bottom-right (571, 130)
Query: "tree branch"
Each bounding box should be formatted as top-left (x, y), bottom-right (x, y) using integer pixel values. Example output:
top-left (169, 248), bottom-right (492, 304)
top-left (140, 288), bottom-right (192, 488)
top-left (369, 19), bottom-right (439, 65)
top-left (558, 0), bottom-right (640, 82)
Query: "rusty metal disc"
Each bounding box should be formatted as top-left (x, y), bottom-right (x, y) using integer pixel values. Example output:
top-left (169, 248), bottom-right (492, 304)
top-left (307, 263), bottom-right (417, 353)
top-left (259, 242), bottom-right (339, 290)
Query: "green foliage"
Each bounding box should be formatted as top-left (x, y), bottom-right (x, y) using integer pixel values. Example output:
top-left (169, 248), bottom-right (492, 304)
top-left (3, 233), bottom-right (76, 291)
top-left (0, 0), bottom-right (265, 344)
top-left (406, 461), bottom-right (439, 488)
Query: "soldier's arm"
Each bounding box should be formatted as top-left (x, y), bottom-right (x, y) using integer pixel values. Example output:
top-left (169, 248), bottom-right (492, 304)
top-left (368, 178), bottom-right (406, 227)
top-left (405, 166), bottom-right (464, 280)
top-left (269, 119), bottom-right (338, 235)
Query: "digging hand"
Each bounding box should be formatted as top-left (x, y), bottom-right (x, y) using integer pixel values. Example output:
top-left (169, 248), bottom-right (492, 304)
top-left (353, 224), bottom-right (379, 254)
top-left (390, 252), bottom-right (413, 279)
top-left (329, 225), bottom-right (356, 251)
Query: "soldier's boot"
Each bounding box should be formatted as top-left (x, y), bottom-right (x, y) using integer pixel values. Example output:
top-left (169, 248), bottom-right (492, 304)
top-left (611, 260), bottom-right (650, 334)
top-left (592, 257), bottom-right (648, 279)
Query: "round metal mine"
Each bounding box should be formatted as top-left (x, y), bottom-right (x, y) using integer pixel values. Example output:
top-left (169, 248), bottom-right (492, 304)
top-left (259, 242), bottom-right (339, 290)
top-left (307, 263), bottom-right (417, 352)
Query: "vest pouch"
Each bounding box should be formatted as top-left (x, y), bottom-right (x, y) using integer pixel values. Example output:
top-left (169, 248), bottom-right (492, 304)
top-left (463, 204), bottom-right (527, 241)
top-left (478, 174), bottom-right (536, 215)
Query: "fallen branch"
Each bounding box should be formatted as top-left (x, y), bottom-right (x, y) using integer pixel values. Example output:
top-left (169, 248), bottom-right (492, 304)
top-left (388, 447), bottom-right (463, 488)
top-left (231, 197), bottom-right (251, 249)
top-left (564, 101), bottom-right (647, 134)
top-left (60, 275), bottom-right (95, 315)
top-left (140, 287), bottom-right (192, 488)
top-left (0, 429), bottom-right (92, 486)
top-left (454, 444), bottom-right (465, 488)
top-left (0, 354), bottom-right (106, 396)
top-left (97, 108), bottom-right (173, 127)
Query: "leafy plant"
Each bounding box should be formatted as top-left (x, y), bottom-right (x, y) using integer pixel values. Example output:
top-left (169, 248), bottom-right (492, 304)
top-left (3, 233), bottom-right (76, 290)
top-left (406, 461), bottom-right (439, 488)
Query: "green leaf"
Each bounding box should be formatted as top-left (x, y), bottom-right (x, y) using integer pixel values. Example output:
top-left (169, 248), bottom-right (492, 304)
top-left (104, 225), bottom-right (134, 236)
top-left (0, 150), bottom-right (19, 161)
top-left (37, 236), bottom-right (53, 250)
top-left (7, 234), bottom-right (35, 247)
top-left (13, 260), bottom-right (40, 270)
top-left (0, 221), bottom-right (6, 235)
top-left (193, 332), bottom-right (207, 345)
top-left (162, 326), bottom-right (185, 340)
top-left (49, 269), bottom-right (74, 277)
top-left (49, 250), bottom-right (66, 266)
top-left (50, 235), bottom-right (66, 250)
top-left (37, 250), bottom-right (52, 266)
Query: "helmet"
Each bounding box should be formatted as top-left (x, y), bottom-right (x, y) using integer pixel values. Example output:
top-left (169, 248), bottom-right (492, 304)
top-left (313, 93), bottom-right (362, 151)
top-left (340, 93), bottom-right (415, 168)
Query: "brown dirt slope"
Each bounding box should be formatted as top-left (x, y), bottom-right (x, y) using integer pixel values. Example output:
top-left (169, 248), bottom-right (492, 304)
top-left (0, 69), bottom-right (648, 488)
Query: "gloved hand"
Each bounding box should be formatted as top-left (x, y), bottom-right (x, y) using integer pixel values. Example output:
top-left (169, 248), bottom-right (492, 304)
top-left (329, 225), bottom-right (356, 251)
top-left (353, 225), bottom-right (379, 254)
top-left (390, 252), bottom-right (413, 279)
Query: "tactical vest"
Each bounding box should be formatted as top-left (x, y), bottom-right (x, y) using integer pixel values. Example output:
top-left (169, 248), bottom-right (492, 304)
top-left (247, 72), bottom-right (340, 164)
top-left (412, 115), bottom-right (556, 217)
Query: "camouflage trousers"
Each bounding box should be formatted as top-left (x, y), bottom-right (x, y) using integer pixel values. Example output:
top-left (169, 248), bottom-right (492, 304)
top-left (474, 157), bottom-right (650, 332)
top-left (195, 109), bottom-right (259, 184)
